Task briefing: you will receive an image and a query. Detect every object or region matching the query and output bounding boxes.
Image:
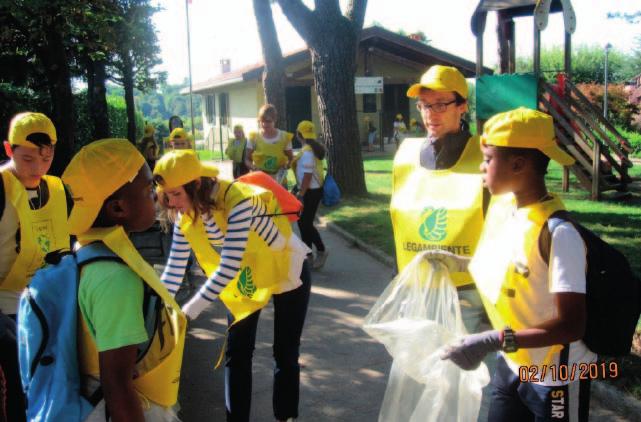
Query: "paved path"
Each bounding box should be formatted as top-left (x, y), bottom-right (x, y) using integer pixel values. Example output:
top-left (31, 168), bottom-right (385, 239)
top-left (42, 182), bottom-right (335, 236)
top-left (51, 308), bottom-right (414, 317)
top-left (168, 222), bottom-right (630, 421)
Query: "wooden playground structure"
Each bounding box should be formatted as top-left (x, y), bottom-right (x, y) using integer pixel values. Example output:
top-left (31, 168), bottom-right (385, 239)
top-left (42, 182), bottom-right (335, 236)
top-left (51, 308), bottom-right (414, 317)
top-left (471, 0), bottom-right (635, 200)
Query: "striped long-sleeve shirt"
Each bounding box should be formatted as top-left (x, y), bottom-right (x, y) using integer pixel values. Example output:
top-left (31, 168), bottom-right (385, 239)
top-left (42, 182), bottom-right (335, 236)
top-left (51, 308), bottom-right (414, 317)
top-left (160, 196), bottom-right (286, 303)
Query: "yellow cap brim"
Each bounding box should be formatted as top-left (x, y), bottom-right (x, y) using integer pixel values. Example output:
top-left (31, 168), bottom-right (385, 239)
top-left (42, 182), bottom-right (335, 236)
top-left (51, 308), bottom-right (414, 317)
top-left (407, 81), bottom-right (452, 98)
top-left (540, 144), bottom-right (575, 166)
top-left (68, 203), bottom-right (102, 235)
top-left (201, 162), bottom-right (219, 178)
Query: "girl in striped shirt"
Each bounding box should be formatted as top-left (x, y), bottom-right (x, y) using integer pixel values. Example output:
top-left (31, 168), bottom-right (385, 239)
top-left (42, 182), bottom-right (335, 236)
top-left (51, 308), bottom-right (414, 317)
top-left (154, 150), bottom-right (311, 422)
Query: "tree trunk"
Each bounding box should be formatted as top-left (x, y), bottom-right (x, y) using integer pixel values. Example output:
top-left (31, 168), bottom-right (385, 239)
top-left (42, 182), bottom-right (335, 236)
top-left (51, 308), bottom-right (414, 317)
top-left (39, 29), bottom-right (75, 176)
top-left (122, 54), bottom-right (137, 143)
top-left (86, 58), bottom-right (110, 141)
top-left (310, 28), bottom-right (366, 195)
top-left (253, 0), bottom-right (287, 128)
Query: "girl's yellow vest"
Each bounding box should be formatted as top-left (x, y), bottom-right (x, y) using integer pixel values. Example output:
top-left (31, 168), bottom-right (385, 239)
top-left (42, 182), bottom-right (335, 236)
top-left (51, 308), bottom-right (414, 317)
top-left (250, 131), bottom-right (292, 173)
top-left (226, 138), bottom-right (247, 163)
top-left (390, 136), bottom-right (484, 287)
top-left (77, 226), bottom-right (186, 407)
top-left (178, 179), bottom-right (294, 323)
top-left (0, 170), bottom-right (69, 291)
top-left (469, 193), bottom-right (566, 367)
top-left (291, 145), bottom-right (325, 186)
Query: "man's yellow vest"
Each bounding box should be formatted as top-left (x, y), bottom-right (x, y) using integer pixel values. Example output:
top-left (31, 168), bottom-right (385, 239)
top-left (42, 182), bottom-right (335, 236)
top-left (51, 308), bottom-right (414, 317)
top-left (0, 170), bottom-right (69, 291)
top-left (77, 226), bottom-right (186, 407)
top-left (178, 179), bottom-right (294, 323)
top-left (250, 131), bottom-right (292, 173)
top-left (469, 193), bottom-right (566, 367)
top-left (390, 136), bottom-right (484, 287)
top-left (291, 145), bottom-right (325, 186)
top-left (226, 138), bottom-right (247, 163)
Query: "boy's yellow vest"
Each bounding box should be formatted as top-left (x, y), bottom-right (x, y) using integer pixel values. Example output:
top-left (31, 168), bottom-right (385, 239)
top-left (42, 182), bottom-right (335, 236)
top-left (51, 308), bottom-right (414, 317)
top-left (291, 145), bottom-right (325, 186)
top-left (226, 138), bottom-right (247, 163)
top-left (250, 131), bottom-right (292, 173)
top-left (390, 136), bottom-right (484, 287)
top-left (77, 226), bottom-right (186, 407)
top-left (0, 170), bottom-right (69, 291)
top-left (470, 193), bottom-right (566, 367)
top-left (178, 179), bottom-right (294, 323)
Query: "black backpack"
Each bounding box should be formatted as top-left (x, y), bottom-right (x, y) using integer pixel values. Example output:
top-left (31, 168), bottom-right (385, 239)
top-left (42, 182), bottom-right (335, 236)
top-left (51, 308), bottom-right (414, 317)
top-left (539, 210), bottom-right (641, 356)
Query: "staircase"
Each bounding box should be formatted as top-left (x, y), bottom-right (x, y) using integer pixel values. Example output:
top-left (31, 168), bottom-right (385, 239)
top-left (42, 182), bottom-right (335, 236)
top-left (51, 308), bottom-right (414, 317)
top-left (539, 76), bottom-right (634, 199)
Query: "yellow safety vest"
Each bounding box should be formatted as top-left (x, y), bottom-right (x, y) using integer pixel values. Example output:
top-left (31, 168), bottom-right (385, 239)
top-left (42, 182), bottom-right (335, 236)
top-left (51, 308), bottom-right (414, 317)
top-left (178, 179), bottom-right (294, 323)
top-left (390, 136), bottom-right (484, 287)
top-left (291, 145), bottom-right (325, 186)
top-left (225, 138), bottom-right (247, 163)
top-left (469, 193), bottom-right (566, 367)
top-left (250, 131), bottom-right (292, 173)
top-left (77, 226), bottom-right (186, 407)
top-left (0, 171), bottom-right (69, 291)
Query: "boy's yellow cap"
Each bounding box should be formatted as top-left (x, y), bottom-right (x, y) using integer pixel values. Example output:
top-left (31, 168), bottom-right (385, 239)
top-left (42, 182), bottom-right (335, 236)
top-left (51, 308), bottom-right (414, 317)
top-left (143, 124), bottom-right (155, 137)
top-left (153, 150), bottom-right (219, 191)
top-left (395, 114), bottom-right (403, 120)
top-left (62, 139), bottom-right (145, 235)
top-left (407, 65), bottom-right (468, 99)
top-left (8, 112), bottom-right (57, 147)
top-left (233, 124), bottom-right (244, 131)
top-left (296, 120), bottom-right (316, 140)
top-left (481, 107), bottom-right (575, 166)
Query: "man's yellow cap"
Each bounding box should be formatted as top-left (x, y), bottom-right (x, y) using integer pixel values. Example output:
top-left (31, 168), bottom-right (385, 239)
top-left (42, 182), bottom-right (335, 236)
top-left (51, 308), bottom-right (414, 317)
top-left (169, 127), bottom-right (188, 141)
top-left (8, 112), bottom-right (57, 147)
top-left (296, 120), bottom-right (316, 140)
top-left (395, 114), bottom-right (403, 120)
top-left (62, 139), bottom-right (145, 235)
top-left (481, 107), bottom-right (575, 166)
top-left (153, 149), bottom-right (219, 191)
top-left (407, 65), bottom-right (468, 99)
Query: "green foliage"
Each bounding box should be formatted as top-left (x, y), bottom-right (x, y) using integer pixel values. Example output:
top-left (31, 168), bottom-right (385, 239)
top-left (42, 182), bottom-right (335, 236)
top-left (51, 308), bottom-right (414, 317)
top-left (617, 126), bottom-right (641, 157)
top-left (0, 83), bottom-right (50, 141)
top-left (516, 44), bottom-right (637, 84)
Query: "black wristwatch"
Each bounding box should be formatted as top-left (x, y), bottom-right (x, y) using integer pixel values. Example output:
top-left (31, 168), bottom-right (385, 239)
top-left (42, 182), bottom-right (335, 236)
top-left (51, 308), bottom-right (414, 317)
top-left (502, 327), bottom-right (518, 353)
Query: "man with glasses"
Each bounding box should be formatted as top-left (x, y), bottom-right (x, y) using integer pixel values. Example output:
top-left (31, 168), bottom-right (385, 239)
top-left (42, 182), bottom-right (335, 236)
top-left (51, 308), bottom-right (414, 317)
top-left (390, 65), bottom-right (488, 334)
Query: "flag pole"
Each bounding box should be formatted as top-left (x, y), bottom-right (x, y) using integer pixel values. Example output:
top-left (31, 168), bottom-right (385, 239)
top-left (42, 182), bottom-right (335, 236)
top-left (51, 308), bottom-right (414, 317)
top-left (185, 0), bottom-right (196, 139)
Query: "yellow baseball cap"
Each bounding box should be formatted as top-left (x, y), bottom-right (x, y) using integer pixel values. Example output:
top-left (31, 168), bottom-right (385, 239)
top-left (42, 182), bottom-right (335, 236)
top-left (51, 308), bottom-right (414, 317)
top-left (233, 124), bottom-right (244, 132)
top-left (62, 139), bottom-right (145, 235)
top-left (153, 149), bottom-right (219, 191)
top-left (8, 112), bottom-right (57, 147)
top-left (296, 120), bottom-right (316, 140)
top-left (395, 114), bottom-right (403, 120)
top-left (481, 107), bottom-right (575, 166)
top-left (169, 127), bottom-right (188, 141)
top-left (407, 65), bottom-right (468, 99)
top-left (143, 124), bottom-right (155, 137)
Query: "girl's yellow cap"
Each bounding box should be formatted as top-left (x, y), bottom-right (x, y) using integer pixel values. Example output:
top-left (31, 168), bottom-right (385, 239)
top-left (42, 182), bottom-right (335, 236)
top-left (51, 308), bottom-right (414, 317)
top-left (153, 150), bottom-right (219, 191)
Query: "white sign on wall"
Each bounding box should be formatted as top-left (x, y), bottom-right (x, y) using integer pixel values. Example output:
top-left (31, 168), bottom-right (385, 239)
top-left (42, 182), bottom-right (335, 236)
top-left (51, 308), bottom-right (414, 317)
top-left (355, 76), bottom-right (384, 94)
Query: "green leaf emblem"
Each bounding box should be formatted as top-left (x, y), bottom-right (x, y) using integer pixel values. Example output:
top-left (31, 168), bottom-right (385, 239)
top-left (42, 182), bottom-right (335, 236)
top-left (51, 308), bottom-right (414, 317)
top-left (237, 267), bottom-right (257, 298)
top-left (418, 207), bottom-right (448, 242)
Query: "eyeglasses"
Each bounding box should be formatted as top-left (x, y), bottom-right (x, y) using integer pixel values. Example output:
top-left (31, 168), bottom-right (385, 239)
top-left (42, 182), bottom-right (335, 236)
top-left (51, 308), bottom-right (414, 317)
top-left (416, 100), bottom-right (457, 113)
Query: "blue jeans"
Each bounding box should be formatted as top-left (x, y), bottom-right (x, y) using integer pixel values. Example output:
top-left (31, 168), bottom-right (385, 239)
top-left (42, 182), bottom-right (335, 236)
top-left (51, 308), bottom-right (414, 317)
top-left (224, 261), bottom-right (311, 422)
top-left (488, 356), bottom-right (591, 422)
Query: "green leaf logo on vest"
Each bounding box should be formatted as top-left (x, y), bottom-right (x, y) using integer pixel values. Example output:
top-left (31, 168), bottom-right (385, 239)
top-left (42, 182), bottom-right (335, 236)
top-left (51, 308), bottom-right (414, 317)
top-left (264, 156), bottom-right (278, 172)
top-left (419, 207), bottom-right (448, 242)
top-left (237, 267), bottom-right (257, 298)
top-left (36, 234), bottom-right (50, 253)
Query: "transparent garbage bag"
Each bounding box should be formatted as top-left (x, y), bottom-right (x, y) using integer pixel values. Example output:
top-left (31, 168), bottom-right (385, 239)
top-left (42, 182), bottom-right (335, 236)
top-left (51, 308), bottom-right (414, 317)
top-left (363, 252), bottom-right (490, 422)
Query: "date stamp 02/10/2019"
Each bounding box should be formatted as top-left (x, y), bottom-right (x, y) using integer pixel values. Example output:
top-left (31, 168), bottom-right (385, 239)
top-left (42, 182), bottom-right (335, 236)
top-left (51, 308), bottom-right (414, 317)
top-left (519, 362), bottom-right (619, 383)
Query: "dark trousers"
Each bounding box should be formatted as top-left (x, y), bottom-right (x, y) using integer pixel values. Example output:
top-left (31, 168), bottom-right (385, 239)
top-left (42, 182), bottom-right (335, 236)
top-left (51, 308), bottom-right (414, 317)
top-left (0, 313), bottom-right (25, 422)
top-left (232, 162), bottom-right (249, 179)
top-left (296, 187), bottom-right (325, 252)
top-left (225, 261), bottom-right (311, 422)
top-left (488, 356), bottom-right (591, 422)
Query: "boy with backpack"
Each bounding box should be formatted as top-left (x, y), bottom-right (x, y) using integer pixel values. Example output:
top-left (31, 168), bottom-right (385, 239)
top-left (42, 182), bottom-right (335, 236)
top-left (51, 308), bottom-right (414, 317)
top-left (1, 112), bottom-right (71, 422)
top-left (20, 139), bottom-right (186, 421)
top-left (438, 108), bottom-right (601, 421)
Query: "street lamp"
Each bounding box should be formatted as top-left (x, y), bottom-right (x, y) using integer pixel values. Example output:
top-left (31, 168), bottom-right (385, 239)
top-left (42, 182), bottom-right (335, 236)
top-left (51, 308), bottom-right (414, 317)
top-left (603, 43), bottom-right (612, 119)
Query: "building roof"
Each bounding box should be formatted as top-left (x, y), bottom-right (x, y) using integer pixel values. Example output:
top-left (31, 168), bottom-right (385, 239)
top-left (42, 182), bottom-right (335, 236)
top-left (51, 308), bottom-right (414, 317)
top-left (186, 25), bottom-right (492, 94)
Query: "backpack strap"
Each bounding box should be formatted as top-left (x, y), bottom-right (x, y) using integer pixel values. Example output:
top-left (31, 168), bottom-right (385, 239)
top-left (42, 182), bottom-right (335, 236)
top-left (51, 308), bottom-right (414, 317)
top-left (538, 210), bottom-right (573, 265)
top-left (76, 242), bottom-right (122, 267)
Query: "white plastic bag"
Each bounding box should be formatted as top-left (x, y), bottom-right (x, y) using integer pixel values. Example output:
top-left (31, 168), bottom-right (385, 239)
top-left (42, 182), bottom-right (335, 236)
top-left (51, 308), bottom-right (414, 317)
top-left (363, 252), bottom-right (490, 422)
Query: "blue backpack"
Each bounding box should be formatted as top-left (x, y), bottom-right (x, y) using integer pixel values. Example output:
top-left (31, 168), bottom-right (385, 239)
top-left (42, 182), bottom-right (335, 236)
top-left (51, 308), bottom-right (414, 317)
top-left (322, 174), bottom-right (341, 207)
top-left (18, 244), bottom-right (121, 422)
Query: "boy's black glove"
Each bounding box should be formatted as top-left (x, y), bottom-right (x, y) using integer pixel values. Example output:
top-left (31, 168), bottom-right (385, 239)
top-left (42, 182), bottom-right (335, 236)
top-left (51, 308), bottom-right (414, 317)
top-left (440, 330), bottom-right (501, 370)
